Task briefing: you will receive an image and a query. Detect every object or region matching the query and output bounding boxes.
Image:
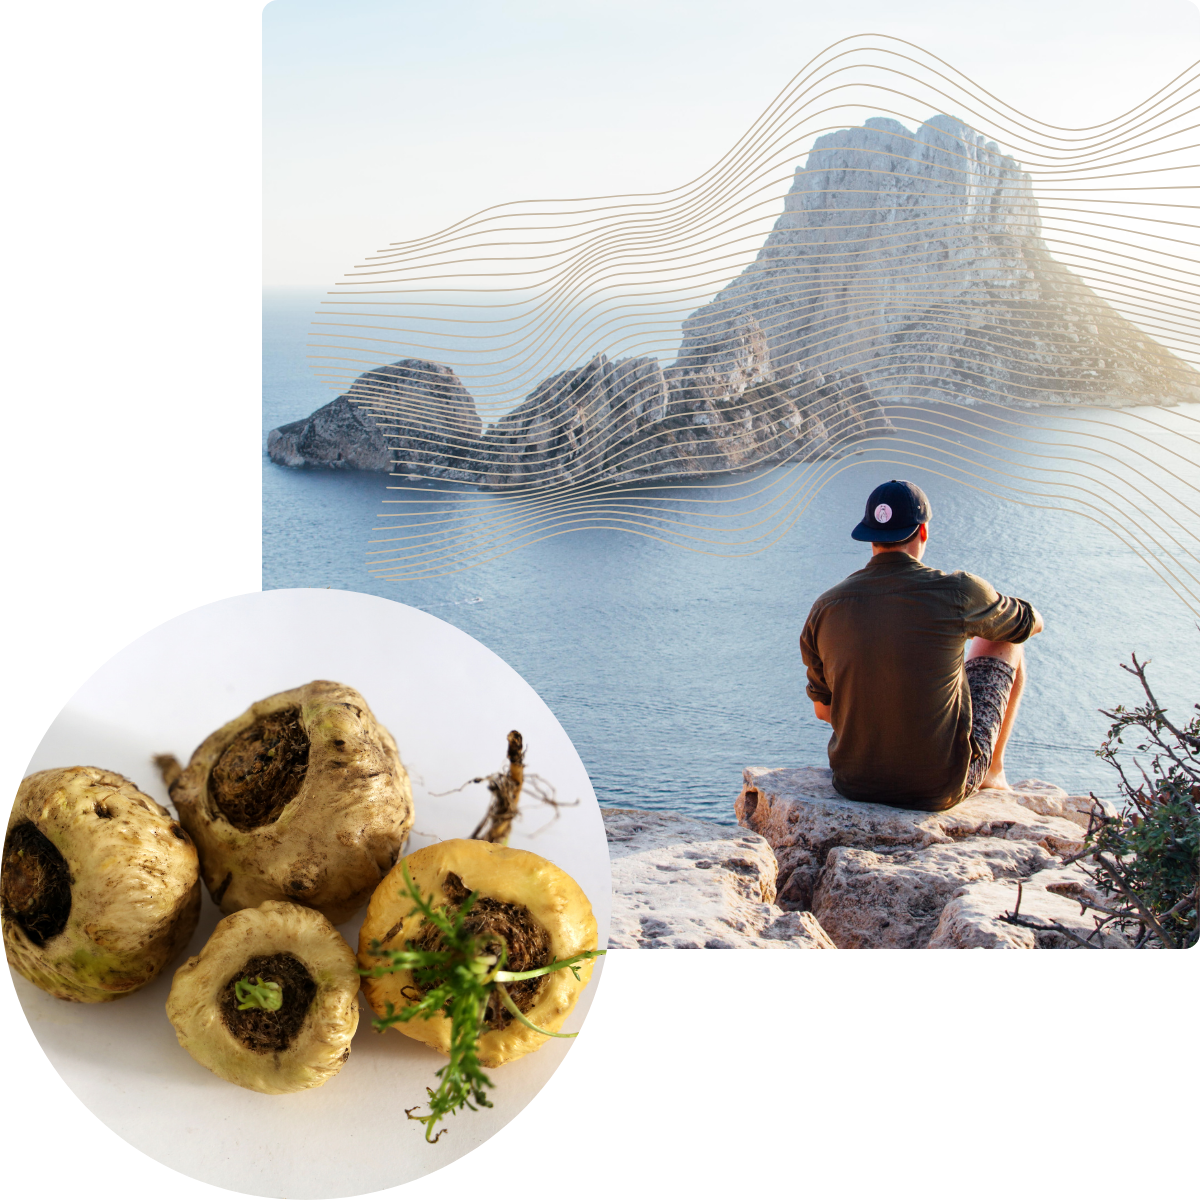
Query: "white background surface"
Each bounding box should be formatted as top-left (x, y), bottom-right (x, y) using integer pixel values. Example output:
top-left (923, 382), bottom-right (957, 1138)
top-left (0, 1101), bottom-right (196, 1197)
top-left (18, 588), bottom-right (610, 1196)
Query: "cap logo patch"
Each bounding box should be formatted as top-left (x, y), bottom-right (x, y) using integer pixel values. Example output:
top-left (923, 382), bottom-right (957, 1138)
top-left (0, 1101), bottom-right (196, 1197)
top-left (874, 503), bottom-right (893, 523)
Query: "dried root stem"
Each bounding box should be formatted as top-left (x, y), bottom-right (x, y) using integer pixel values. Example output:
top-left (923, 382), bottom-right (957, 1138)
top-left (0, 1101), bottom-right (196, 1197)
top-left (434, 730), bottom-right (578, 844)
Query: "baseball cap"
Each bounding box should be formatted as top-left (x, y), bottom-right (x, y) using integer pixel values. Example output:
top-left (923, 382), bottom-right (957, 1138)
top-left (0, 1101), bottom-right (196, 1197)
top-left (850, 479), bottom-right (932, 542)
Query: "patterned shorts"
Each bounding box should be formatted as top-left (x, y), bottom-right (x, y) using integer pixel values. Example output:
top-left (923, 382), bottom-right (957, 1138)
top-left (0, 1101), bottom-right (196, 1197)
top-left (962, 655), bottom-right (1017, 796)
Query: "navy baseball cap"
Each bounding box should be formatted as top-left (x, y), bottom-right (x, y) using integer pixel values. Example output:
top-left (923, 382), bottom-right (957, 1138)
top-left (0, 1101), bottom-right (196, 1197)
top-left (851, 479), bottom-right (932, 542)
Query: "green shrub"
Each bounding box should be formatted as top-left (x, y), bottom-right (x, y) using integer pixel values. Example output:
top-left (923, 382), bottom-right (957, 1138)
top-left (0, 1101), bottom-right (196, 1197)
top-left (1002, 654), bottom-right (1198, 949)
top-left (1084, 654), bottom-right (1199, 948)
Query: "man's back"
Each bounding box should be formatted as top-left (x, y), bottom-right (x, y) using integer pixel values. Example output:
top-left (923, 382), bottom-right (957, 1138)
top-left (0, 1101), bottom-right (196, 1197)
top-left (801, 551), bottom-right (1033, 811)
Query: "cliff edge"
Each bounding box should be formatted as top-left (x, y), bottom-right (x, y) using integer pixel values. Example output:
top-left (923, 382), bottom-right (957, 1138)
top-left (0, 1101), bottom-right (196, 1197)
top-left (601, 766), bottom-right (1127, 949)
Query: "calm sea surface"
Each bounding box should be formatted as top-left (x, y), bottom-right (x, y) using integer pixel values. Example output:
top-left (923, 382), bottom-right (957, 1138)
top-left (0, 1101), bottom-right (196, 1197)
top-left (264, 289), bottom-right (1200, 821)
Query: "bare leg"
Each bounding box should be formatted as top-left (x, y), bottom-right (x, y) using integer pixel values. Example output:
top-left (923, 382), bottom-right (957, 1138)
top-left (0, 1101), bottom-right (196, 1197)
top-left (965, 638), bottom-right (1026, 791)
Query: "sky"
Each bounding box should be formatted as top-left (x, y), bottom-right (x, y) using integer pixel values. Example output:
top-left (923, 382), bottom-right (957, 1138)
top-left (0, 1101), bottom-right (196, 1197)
top-left (264, 0), bottom-right (1200, 286)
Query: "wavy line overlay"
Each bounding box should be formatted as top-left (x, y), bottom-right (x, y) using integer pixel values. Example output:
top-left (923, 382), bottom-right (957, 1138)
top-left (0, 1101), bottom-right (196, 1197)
top-left (273, 35), bottom-right (1200, 611)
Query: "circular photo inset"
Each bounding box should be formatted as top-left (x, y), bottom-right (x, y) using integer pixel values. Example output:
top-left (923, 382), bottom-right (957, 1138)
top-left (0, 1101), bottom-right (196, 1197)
top-left (5, 588), bottom-right (611, 1198)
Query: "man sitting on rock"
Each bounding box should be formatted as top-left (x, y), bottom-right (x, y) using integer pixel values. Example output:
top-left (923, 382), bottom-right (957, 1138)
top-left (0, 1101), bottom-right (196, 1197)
top-left (800, 480), bottom-right (1043, 812)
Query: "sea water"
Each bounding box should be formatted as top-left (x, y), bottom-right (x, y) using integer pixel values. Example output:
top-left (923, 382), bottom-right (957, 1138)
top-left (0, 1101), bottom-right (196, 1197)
top-left (264, 288), bottom-right (1200, 821)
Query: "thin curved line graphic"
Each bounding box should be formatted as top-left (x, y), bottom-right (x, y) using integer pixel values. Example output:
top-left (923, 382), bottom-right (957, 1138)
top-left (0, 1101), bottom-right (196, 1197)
top-left (264, 36), bottom-right (1199, 617)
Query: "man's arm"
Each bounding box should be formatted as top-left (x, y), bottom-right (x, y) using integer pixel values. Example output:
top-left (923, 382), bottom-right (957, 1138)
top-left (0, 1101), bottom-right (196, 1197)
top-left (961, 573), bottom-right (1043, 644)
top-left (800, 607), bottom-right (833, 723)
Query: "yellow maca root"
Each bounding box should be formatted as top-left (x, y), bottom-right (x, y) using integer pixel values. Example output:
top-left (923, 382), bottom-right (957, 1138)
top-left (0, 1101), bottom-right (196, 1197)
top-left (3, 766), bottom-right (201, 1002)
top-left (166, 899), bottom-right (360, 1095)
top-left (358, 839), bottom-right (598, 1068)
top-left (164, 680), bottom-right (414, 924)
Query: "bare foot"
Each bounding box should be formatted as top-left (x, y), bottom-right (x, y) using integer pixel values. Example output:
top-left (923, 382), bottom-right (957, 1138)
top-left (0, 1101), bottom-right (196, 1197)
top-left (979, 768), bottom-right (1010, 791)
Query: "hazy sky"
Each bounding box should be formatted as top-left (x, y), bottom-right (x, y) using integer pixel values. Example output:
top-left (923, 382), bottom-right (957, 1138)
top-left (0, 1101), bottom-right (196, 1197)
top-left (264, 0), bottom-right (1200, 285)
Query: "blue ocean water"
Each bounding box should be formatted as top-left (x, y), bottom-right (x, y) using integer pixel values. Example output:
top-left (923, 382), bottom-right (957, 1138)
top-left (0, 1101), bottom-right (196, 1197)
top-left (263, 288), bottom-right (1200, 821)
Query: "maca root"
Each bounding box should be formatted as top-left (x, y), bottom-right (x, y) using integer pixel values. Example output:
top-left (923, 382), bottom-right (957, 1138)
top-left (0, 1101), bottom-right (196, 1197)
top-left (456, 729), bottom-right (576, 845)
top-left (1, 822), bottom-right (72, 946)
top-left (219, 951), bottom-right (317, 1053)
top-left (470, 731), bottom-right (525, 843)
top-left (209, 708), bottom-right (310, 830)
top-left (413, 872), bottom-right (552, 1028)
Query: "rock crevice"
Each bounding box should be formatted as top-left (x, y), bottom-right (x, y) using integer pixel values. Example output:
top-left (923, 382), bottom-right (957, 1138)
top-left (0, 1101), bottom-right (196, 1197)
top-left (602, 807), bottom-right (835, 949)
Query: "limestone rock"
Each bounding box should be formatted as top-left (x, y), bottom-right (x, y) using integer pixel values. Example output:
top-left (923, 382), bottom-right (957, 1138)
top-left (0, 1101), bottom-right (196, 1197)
top-left (602, 807), bottom-right (835, 949)
top-left (810, 838), bottom-right (1057, 949)
top-left (736, 765), bottom-right (1118, 949)
top-left (476, 353), bottom-right (668, 488)
top-left (682, 115), bottom-right (1200, 409)
top-left (269, 114), bottom-right (1199, 485)
top-left (267, 395), bottom-right (391, 471)
top-left (269, 340), bottom-right (892, 487)
top-left (267, 359), bottom-right (482, 479)
top-left (472, 330), bottom-right (892, 488)
top-left (1006, 778), bottom-right (1118, 829)
top-left (928, 867), bottom-right (1129, 949)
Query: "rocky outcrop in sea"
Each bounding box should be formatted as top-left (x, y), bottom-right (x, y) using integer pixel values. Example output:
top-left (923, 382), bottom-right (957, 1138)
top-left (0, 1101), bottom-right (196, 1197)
top-left (474, 336), bottom-right (889, 487)
top-left (267, 359), bottom-right (483, 480)
top-left (683, 115), bottom-right (1198, 409)
top-left (268, 114), bottom-right (1199, 487)
top-left (268, 342), bottom-right (891, 487)
top-left (602, 766), bottom-right (1127, 949)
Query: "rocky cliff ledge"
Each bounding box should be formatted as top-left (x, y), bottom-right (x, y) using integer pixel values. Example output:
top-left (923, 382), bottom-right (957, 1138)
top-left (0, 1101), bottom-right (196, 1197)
top-left (603, 767), bottom-right (1127, 949)
top-left (602, 807), bottom-right (834, 948)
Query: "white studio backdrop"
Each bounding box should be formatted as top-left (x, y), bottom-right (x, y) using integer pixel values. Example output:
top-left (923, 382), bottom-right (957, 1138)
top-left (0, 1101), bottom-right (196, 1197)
top-left (18, 588), bottom-right (611, 1196)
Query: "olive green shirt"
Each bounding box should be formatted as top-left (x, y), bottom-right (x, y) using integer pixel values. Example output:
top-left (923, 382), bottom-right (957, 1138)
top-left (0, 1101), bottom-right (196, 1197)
top-left (800, 552), bottom-right (1035, 812)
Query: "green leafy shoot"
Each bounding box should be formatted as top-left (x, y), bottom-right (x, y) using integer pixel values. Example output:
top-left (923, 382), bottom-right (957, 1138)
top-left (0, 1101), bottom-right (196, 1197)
top-left (234, 975), bottom-right (283, 1012)
top-left (358, 865), bottom-right (605, 1143)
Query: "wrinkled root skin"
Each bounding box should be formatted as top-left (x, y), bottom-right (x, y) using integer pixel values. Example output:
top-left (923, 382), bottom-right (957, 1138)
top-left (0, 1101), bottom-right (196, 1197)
top-left (358, 839), bottom-right (599, 1068)
top-left (3, 767), bottom-right (201, 1002)
top-left (168, 681), bottom-right (414, 924)
top-left (167, 900), bottom-right (359, 1094)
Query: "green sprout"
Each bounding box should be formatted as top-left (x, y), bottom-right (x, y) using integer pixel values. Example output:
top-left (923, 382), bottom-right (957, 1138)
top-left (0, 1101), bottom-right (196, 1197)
top-left (358, 865), bottom-right (604, 1143)
top-left (234, 975), bottom-right (283, 1011)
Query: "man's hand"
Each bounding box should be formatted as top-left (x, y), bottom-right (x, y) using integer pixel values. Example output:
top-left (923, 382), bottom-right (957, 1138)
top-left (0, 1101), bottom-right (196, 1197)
top-left (813, 700), bottom-right (832, 724)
